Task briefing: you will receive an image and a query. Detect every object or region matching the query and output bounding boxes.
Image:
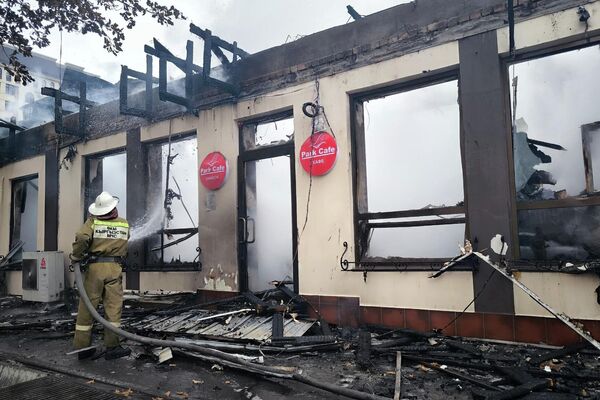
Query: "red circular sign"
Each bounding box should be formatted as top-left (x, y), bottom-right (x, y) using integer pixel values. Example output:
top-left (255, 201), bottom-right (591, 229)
top-left (199, 152), bottom-right (228, 190)
top-left (300, 131), bottom-right (338, 176)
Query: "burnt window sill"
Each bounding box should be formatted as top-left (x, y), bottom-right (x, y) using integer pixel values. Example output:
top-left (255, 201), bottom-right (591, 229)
top-left (508, 260), bottom-right (600, 273)
top-left (346, 258), bottom-right (473, 272)
top-left (128, 263), bottom-right (202, 272)
top-left (1, 261), bottom-right (22, 271)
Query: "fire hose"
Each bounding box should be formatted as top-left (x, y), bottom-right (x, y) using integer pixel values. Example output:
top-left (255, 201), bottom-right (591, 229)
top-left (72, 261), bottom-right (390, 400)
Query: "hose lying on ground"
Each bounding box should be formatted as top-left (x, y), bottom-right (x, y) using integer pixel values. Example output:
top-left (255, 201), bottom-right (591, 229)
top-left (73, 262), bottom-right (390, 400)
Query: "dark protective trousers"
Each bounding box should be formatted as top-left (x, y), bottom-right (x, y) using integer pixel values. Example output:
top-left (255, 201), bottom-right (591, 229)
top-left (73, 262), bottom-right (123, 348)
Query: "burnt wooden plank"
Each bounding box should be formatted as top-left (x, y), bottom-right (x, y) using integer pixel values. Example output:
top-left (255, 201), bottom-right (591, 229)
top-left (494, 366), bottom-right (535, 385)
top-left (485, 380), bottom-right (549, 400)
top-left (528, 342), bottom-right (589, 365)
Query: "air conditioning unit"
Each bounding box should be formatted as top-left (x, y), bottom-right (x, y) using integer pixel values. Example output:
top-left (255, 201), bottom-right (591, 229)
top-left (22, 251), bottom-right (64, 302)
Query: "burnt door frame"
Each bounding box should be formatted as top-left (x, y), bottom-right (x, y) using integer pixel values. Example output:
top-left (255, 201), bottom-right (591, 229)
top-left (237, 142), bottom-right (298, 293)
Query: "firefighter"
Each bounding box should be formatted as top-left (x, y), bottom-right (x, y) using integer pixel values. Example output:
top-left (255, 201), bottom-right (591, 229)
top-left (71, 191), bottom-right (131, 360)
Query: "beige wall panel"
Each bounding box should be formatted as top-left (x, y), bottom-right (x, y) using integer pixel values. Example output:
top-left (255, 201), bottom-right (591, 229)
top-left (195, 105), bottom-right (240, 292)
top-left (140, 271), bottom-right (200, 292)
top-left (6, 271), bottom-right (22, 296)
top-left (294, 44), bottom-right (473, 310)
top-left (140, 115), bottom-right (197, 142)
top-left (497, 1), bottom-right (600, 53)
top-left (215, 42), bottom-right (472, 309)
top-left (0, 156), bottom-right (45, 295)
top-left (514, 272), bottom-right (600, 319)
top-left (343, 42), bottom-right (459, 93)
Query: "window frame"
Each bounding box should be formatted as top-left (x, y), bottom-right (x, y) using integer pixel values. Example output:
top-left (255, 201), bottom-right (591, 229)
top-left (349, 69), bottom-right (469, 271)
top-left (139, 130), bottom-right (201, 271)
top-left (504, 38), bottom-right (600, 267)
top-left (7, 174), bottom-right (39, 270)
top-left (5, 83), bottom-right (17, 96)
top-left (83, 148), bottom-right (127, 222)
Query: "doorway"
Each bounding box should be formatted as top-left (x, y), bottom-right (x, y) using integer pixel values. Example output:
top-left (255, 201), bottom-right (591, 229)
top-left (238, 113), bottom-right (298, 293)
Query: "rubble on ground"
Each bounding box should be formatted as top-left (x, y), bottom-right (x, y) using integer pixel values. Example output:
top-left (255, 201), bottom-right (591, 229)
top-left (0, 289), bottom-right (599, 399)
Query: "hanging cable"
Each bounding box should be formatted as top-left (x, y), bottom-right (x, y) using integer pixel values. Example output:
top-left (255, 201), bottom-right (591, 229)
top-left (299, 79), bottom-right (320, 236)
top-left (437, 267), bottom-right (497, 333)
top-left (171, 175), bottom-right (196, 228)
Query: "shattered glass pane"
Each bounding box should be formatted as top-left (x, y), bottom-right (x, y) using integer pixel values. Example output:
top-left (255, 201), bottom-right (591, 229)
top-left (143, 136), bottom-right (199, 265)
top-left (364, 80), bottom-right (463, 212)
top-left (585, 123), bottom-right (600, 192)
top-left (10, 177), bottom-right (39, 261)
top-left (242, 117), bottom-right (294, 150)
top-left (510, 46), bottom-right (600, 202)
top-left (517, 206), bottom-right (600, 261)
top-left (366, 216), bottom-right (465, 258)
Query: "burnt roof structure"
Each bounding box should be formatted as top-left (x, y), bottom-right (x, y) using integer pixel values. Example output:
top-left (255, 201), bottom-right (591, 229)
top-left (0, 0), bottom-right (590, 166)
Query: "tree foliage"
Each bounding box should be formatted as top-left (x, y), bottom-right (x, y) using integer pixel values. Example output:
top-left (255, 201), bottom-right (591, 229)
top-left (0, 0), bottom-right (185, 85)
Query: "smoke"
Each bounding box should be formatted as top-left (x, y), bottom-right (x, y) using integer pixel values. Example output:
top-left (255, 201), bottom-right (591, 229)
top-left (244, 119), bottom-right (295, 291)
top-left (129, 206), bottom-right (166, 242)
top-left (363, 80), bottom-right (464, 258)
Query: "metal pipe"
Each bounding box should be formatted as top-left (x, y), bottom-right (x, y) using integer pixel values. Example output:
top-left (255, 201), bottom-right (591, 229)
top-left (73, 262), bottom-right (390, 400)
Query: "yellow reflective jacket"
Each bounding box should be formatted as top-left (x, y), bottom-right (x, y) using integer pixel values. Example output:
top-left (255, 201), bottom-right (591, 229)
top-left (72, 217), bottom-right (130, 260)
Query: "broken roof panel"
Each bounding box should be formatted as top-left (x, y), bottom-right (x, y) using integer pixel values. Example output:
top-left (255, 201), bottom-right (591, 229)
top-left (130, 309), bottom-right (315, 342)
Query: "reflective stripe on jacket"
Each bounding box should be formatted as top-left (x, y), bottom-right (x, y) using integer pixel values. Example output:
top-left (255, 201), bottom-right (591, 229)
top-left (72, 217), bottom-right (130, 260)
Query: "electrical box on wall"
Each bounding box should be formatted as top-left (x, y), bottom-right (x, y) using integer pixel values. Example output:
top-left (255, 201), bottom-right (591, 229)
top-left (22, 252), bottom-right (64, 302)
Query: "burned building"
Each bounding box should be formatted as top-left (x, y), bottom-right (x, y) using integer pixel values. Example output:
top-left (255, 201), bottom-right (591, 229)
top-left (1, 0), bottom-right (600, 348)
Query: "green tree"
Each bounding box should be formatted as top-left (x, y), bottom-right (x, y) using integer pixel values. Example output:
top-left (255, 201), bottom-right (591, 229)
top-left (0, 0), bottom-right (185, 84)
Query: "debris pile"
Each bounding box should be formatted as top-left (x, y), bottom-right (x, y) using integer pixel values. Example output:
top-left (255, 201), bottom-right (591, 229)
top-left (0, 283), bottom-right (600, 399)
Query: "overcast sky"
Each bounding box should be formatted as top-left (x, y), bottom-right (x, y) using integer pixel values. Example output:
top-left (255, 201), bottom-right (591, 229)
top-left (35, 1), bottom-right (409, 83)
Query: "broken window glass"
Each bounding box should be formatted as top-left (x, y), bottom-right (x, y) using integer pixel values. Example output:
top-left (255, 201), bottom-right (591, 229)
top-left (510, 45), bottom-right (600, 202)
top-left (10, 176), bottom-right (38, 262)
top-left (364, 80), bottom-right (463, 212)
top-left (366, 216), bottom-right (466, 259)
top-left (144, 136), bottom-right (199, 265)
top-left (355, 79), bottom-right (465, 261)
top-left (517, 206), bottom-right (600, 261)
top-left (242, 116), bottom-right (294, 150)
top-left (85, 152), bottom-right (127, 219)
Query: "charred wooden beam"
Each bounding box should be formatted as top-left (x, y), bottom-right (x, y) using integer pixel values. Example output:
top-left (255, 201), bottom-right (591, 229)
top-left (485, 379), bottom-right (549, 400)
top-left (119, 55), bottom-right (157, 119)
top-left (41, 87), bottom-right (97, 107)
top-left (359, 205), bottom-right (465, 221)
top-left (42, 82), bottom-right (92, 137)
top-left (423, 362), bottom-right (501, 392)
top-left (189, 23), bottom-right (250, 58)
top-left (272, 312), bottom-right (284, 338)
top-left (347, 5), bottom-right (362, 20)
top-left (528, 343), bottom-right (589, 366)
top-left (368, 217), bottom-right (465, 229)
top-left (202, 29), bottom-right (212, 82)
